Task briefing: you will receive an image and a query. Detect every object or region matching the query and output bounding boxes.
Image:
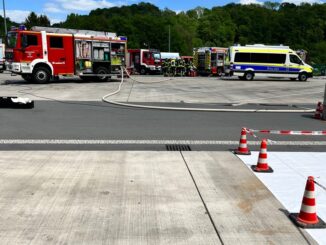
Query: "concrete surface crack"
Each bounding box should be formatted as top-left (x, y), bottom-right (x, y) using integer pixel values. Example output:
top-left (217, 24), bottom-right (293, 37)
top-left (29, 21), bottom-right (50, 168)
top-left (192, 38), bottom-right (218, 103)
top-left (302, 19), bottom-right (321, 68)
top-left (127, 79), bottom-right (135, 102)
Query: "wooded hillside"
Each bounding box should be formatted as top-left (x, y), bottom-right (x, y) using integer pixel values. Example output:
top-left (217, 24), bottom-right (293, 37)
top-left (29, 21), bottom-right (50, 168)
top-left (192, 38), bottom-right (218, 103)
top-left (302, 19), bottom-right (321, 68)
top-left (2, 2), bottom-right (326, 63)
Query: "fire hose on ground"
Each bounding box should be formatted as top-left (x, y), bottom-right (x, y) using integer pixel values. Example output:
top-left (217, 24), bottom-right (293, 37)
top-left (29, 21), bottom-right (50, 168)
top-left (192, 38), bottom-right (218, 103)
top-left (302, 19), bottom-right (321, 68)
top-left (102, 67), bottom-right (316, 113)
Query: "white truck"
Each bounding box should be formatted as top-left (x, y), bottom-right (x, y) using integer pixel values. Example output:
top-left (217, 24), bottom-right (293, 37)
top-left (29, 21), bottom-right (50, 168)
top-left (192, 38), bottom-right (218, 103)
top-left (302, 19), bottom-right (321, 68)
top-left (160, 52), bottom-right (180, 61)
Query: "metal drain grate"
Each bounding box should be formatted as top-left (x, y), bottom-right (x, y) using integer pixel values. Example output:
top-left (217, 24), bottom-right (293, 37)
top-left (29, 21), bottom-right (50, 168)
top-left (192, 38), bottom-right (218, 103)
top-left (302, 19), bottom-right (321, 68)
top-left (166, 144), bottom-right (191, 151)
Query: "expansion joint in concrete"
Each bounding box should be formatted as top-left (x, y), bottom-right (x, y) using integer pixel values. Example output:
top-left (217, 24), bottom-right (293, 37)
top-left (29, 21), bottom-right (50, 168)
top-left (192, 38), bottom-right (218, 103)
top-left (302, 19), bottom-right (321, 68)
top-left (180, 151), bottom-right (224, 245)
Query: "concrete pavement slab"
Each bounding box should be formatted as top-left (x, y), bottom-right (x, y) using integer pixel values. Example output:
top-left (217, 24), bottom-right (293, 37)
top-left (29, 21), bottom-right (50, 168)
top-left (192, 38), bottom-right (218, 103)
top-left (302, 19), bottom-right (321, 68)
top-left (182, 151), bottom-right (316, 244)
top-left (0, 151), bottom-right (221, 245)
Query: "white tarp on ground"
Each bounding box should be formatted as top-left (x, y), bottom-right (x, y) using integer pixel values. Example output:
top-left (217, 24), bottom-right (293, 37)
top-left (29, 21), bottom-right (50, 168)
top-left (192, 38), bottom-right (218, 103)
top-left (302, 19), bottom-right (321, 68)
top-left (238, 152), bottom-right (326, 245)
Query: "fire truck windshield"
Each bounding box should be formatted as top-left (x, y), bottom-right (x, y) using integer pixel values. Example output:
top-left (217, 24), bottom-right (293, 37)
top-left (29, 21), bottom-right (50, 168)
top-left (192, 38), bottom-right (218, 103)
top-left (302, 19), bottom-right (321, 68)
top-left (6, 32), bottom-right (18, 48)
top-left (153, 53), bottom-right (161, 60)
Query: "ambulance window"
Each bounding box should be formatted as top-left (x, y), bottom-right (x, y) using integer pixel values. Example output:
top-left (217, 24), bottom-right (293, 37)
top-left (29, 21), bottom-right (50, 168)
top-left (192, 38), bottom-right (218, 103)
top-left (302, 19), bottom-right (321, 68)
top-left (269, 54), bottom-right (286, 64)
top-left (50, 37), bottom-right (63, 48)
top-left (235, 53), bottom-right (250, 62)
top-left (290, 55), bottom-right (302, 64)
top-left (22, 34), bottom-right (38, 47)
top-left (251, 53), bottom-right (269, 63)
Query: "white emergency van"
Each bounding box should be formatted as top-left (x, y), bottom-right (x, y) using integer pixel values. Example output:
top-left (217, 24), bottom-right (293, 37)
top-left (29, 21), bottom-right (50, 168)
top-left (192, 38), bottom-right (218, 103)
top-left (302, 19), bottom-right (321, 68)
top-left (224, 44), bottom-right (313, 81)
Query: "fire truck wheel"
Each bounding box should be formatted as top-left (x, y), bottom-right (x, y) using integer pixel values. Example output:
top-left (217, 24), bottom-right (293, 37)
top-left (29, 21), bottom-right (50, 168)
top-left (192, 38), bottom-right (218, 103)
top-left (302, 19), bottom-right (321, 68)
top-left (21, 74), bottom-right (33, 82)
top-left (33, 67), bottom-right (50, 83)
top-left (140, 67), bottom-right (147, 75)
top-left (95, 67), bottom-right (110, 82)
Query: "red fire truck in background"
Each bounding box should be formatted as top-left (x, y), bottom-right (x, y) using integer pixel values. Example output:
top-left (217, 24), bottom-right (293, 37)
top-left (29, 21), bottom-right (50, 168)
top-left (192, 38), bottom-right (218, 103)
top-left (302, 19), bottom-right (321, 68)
top-left (127, 49), bottom-right (161, 75)
top-left (193, 47), bottom-right (227, 76)
top-left (5, 25), bottom-right (127, 83)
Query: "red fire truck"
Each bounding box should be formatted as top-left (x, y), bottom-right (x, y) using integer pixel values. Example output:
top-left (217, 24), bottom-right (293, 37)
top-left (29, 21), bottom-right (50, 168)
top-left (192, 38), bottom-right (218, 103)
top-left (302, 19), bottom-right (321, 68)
top-left (5, 26), bottom-right (127, 83)
top-left (193, 47), bottom-right (227, 76)
top-left (127, 49), bottom-right (161, 75)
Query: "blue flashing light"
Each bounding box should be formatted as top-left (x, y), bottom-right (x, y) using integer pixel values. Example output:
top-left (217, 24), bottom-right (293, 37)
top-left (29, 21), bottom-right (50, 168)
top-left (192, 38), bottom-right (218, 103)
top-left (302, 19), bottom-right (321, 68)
top-left (19, 25), bottom-right (27, 31)
top-left (119, 36), bottom-right (127, 41)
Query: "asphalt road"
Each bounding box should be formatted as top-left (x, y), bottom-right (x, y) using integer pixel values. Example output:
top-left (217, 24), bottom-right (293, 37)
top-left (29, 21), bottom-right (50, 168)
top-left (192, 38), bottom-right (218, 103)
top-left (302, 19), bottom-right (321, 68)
top-left (1, 72), bottom-right (326, 104)
top-left (0, 100), bottom-right (325, 151)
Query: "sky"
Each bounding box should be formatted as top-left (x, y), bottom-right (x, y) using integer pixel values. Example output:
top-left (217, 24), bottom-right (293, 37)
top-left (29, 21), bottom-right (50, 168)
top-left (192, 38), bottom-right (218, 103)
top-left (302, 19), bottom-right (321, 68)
top-left (1, 0), bottom-right (325, 24)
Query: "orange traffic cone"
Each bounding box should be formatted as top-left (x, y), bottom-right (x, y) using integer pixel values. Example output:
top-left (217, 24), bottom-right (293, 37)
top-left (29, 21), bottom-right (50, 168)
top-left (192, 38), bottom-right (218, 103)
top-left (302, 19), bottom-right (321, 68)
top-left (313, 102), bottom-right (323, 119)
top-left (234, 128), bottom-right (251, 155)
top-left (290, 176), bottom-right (326, 228)
top-left (251, 139), bottom-right (273, 173)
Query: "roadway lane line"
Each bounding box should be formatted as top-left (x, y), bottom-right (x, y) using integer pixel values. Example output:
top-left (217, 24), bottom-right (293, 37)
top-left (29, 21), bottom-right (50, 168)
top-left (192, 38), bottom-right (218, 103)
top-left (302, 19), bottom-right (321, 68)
top-left (1, 139), bottom-right (326, 146)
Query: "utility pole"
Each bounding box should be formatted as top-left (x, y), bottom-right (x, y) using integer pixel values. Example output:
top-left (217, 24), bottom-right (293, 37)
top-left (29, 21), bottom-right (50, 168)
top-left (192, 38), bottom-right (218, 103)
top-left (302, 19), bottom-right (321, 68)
top-left (3, 0), bottom-right (7, 35)
top-left (168, 25), bottom-right (171, 52)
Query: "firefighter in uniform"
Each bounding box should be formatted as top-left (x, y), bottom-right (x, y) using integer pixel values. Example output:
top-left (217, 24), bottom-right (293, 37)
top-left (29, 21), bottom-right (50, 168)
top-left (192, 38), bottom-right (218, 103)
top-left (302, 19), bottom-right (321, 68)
top-left (170, 59), bottom-right (176, 77)
top-left (176, 59), bottom-right (185, 76)
top-left (162, 59), bottom-right (169, 77)
top-left (185, 60), bottom-right (191, 76)
top-left (185, 60), bottom-right (195, 76)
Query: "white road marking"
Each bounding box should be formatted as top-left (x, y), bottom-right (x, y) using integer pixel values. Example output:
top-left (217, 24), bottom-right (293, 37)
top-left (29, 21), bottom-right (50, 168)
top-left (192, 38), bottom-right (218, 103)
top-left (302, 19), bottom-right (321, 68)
top-left (0, 139), bottom-right (326, 146)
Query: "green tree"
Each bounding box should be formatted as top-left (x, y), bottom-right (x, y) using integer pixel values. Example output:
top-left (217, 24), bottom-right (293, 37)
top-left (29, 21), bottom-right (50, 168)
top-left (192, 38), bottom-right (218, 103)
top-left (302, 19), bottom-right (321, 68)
top-left (52, 2), bottom-right (326, 62)
top-left (24, 12), bottom-right (51, 29)
top-left (24, 12), bottom-right (39, 29)
top-left (0, 15), bottom-right (19, 40)
top-left (38, 15), bottom-right (51, 27)
top-left (197, 7), bottom-right (236, 47)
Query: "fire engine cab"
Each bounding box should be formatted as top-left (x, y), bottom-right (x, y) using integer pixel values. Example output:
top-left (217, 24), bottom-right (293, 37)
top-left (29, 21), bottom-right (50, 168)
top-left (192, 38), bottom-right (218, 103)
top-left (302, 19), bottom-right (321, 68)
top-left (193, 47), bottom-right (227, 76)
top-left (127, 49), bottom-right (161, 75)
top-left (5, 25), bottom-right (127, 83)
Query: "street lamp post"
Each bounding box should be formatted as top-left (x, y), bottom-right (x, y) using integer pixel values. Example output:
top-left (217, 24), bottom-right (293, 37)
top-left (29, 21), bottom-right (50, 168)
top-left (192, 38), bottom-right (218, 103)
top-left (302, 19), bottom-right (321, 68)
top-left (168, 25), bottom-right (171, 52)
top-left (3, 0), bottom-right (7, 35)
